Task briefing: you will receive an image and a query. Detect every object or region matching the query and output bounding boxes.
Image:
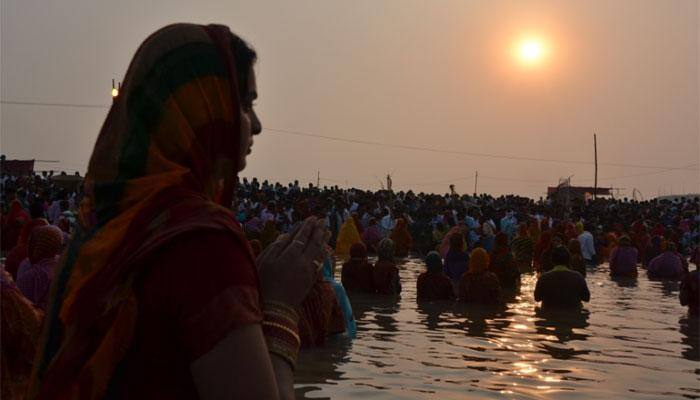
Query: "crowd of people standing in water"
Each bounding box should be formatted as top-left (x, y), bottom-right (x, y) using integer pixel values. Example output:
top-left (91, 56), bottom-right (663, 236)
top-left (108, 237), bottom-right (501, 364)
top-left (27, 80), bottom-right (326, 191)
top-left (0, 23), bottom-right (698, 400)
top-left (3, 168), bottom-right (700, 398)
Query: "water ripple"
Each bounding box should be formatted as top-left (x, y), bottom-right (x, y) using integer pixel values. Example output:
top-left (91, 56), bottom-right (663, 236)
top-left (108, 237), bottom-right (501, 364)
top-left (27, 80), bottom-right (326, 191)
top-left (295, 259), bottom-right (699, 399)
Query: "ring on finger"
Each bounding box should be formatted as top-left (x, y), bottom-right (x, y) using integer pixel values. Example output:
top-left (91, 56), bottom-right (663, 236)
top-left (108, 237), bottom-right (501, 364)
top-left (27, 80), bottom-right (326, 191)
top-left (293, 239), bottom-right (306, 247)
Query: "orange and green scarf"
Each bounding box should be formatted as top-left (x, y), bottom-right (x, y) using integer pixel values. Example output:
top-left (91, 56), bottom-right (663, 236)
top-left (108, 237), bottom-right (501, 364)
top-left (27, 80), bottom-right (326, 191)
top-left (30, 23), bottom-right (255, 399)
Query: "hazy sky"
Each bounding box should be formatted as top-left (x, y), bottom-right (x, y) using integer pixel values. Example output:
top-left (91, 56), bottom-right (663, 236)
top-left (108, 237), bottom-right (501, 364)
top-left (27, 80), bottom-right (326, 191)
top-left (1, 0), bottom-right (698, 198)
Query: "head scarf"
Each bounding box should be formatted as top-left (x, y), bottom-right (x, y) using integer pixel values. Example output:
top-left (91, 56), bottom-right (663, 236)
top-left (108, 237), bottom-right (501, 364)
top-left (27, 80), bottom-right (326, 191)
top-left (349, 242), bottom-right (368, 261)
top-left (448, 232), bottom-right (466, 252)
top-left (28, 226), bottom-right (64, 264)
top-left (425, 251), bottom-right (443, 273)
top-left (4, 219), bottom-right (49, 279)
top-left (31, 24), bottom-right (255, 399)
top-left (468, 248), bottom-right (490, 273)
top-left (535, 230), bottom-right (553, 260)
top-left (390, 218), bottom-right (409, 237)
top-left (336, 217), bottom-right (362, 256)
top-left (7, 200), bottom-right (29, 227)
top-left (618, 235), bottom-right (632, 246)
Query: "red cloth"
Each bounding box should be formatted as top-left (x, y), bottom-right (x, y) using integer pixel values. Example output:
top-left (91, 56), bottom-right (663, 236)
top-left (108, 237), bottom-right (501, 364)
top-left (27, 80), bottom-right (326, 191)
top-left (5, 219), bottom-right (49, 279)
top-left (534, 231), bottom-right (552, 270)
top-left (298, 280), bottom-right (345, 347)
top-left (1, 269), bottom-right (44, 400)
top-left (118, 230), bottom-right (262, 399)
top-left (3, 201), bottom-right (30, 252)
top-left (389, 219), bottom-right (413, 258)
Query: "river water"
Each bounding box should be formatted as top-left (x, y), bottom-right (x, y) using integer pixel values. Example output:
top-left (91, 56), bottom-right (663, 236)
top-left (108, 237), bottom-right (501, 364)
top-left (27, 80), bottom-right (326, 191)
top-left (294, 258), bottom-right (699, 399)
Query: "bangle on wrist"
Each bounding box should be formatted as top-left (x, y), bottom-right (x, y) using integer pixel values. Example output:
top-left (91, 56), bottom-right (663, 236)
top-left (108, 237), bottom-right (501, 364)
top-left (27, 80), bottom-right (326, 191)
top-left (262, 300), bottom-right (300, 369)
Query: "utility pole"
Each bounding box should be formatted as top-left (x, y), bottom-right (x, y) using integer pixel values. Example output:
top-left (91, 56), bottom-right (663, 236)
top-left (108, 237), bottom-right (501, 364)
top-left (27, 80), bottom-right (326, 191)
top-left (316, 171), bottom-right (320, 187)
top-left (473, 170), bottom-right (478, 196)
top-left (593, 133), bottom-right (598, 200)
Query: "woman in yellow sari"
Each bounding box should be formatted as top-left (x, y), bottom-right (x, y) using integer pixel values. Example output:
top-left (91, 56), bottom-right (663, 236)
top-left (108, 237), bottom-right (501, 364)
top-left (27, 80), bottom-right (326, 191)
top-left (335, 217), bottom-right (362, 256)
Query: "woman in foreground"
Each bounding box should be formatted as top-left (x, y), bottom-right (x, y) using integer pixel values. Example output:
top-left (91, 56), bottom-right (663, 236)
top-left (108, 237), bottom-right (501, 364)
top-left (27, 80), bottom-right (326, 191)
top-left (29, 24), bottom-right (325, 400)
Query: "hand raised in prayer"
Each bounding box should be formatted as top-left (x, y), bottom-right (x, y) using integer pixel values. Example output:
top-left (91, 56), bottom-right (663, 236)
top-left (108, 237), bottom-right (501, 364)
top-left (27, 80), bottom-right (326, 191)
top-left (256, 216), bottom-right (328, 307)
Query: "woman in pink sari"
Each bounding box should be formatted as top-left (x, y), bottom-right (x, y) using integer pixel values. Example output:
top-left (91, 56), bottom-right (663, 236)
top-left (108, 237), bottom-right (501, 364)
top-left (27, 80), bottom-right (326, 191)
top-left (16, 225), bottom-right (63, 310)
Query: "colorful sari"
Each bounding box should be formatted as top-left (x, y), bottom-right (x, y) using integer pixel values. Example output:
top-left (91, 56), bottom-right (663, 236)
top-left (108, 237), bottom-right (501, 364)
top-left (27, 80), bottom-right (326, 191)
top-left (389, 218), bottom-right (413, 258)
top-left (298, 274), bottom-right (346, 347)
top-left (30, 24), bottom-right (255, 400)
top-left (490, 233), bottom-right (520, 287)
top-left (511, 225), bottom-right (534, 270)
top-left (1, 269), bottom-right (44, 400)
top-left (16, 226), bottom-right (64, 310)
top-left (3, 200), bottom-right (30, 252)
top-left (534, 231), bottom-right (552, 271)
top-left (5, 218), bottom-right (49, 279)
top-left (335, 217), bottom-right (362, 256)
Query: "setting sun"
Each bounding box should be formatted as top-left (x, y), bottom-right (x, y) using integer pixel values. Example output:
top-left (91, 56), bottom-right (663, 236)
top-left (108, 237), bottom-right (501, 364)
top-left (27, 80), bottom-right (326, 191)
top-left (515, 38), bottom-right (548, 66)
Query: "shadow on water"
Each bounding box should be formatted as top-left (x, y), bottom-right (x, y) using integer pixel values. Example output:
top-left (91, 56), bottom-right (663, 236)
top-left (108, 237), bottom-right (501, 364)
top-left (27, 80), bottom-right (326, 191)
top-left (349, 292), bottom-right (401, 341)
top-left (452, 302), bottom-right (511, 338)
top-left (648, 277), bottom-right (681, 298)
top-left (679, 316), bottom-right (700, 362)
top-left (370, 296), bottom-right (400, 340)
top-left (534, 307), bottom-right (590, 346)
top-left (416, 300), bottom-right (452, 331)
top-left (295, 336), bottom-right (353, 400)
top-left (500, 283), bottom-right (521, 303)
top-left (296, 258), bottom-right (698, 399)
top-left (611, 275), bottom-right (639, 288)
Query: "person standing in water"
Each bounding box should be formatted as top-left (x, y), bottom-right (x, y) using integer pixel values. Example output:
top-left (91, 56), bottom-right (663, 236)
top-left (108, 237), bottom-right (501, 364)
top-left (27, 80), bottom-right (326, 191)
top-left (534, 246), bottom-right (590, 309)
top-left (373, 238), bottom-right (402, 295)
top-left (417, 251), bottom-right (454, 301)
top-left (458, 248), bottom-right (501, 304)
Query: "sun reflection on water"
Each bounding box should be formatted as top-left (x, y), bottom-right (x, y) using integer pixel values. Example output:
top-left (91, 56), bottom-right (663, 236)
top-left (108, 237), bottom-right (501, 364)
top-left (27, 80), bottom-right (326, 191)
top-left (295, 258), bottom-right (698, 399)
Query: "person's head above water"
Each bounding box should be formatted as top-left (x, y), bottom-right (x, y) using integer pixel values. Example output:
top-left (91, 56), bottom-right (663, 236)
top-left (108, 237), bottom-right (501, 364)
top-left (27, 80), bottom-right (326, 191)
top-left (350, 242), bottom-right (368, 261)
top-left (449, 232), bottom-right (466, 252)
top-left (551, 245), bottom-right (570, 267)
top-left (425, 251), bottom-right (443, 273)
top-left (618, 235), bottom-right (632, 246)
top-left (468, 248), bottom-right (490, 273)
top-left (378, 238), bottom-right (395, 261)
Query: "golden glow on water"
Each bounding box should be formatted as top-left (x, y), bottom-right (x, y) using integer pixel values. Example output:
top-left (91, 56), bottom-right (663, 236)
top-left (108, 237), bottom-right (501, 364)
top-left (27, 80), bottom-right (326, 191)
top-left (294, 258), bottom-right (699, 399)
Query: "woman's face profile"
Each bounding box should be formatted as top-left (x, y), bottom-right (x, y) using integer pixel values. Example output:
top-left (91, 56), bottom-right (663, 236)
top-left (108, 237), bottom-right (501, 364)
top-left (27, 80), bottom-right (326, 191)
top-left (238, 66), bottom-right (262, 172)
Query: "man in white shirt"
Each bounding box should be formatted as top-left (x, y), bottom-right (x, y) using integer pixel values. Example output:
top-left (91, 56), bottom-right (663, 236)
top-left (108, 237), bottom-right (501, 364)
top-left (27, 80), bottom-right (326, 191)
top-left (260, 201), bottom-right (276, 223)
top-left (380, 208), bottom-right (394, 238)
top-left (577, 223), bottom-right (597, 266)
